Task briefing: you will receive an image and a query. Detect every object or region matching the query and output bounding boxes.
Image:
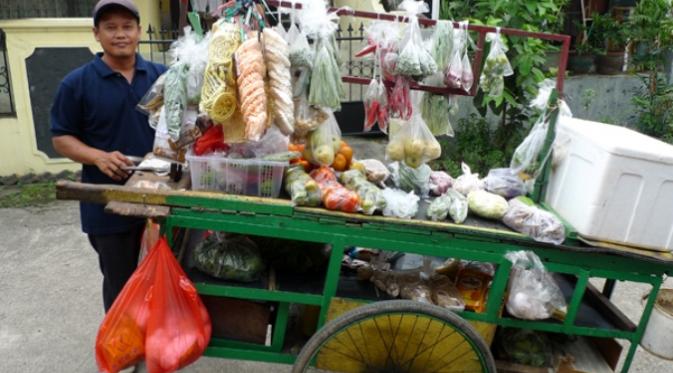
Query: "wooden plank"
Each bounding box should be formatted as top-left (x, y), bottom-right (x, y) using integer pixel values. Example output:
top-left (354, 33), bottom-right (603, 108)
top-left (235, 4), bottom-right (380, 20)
top-left (104, 201), bottom-right (170, 218)
top-left (579, 236), bottom-right (673, 262)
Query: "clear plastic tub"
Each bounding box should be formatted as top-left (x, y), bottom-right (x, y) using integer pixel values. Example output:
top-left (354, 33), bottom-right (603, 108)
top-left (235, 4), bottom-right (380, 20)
top-left (186, 152), bottom-right (287, 198)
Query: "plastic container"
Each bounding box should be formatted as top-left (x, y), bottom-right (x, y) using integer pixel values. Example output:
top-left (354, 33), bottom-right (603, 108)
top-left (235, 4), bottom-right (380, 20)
top-left (186, 152), bottom-right (287, 198)
top-left (545, 117), bottom-right (673, 251)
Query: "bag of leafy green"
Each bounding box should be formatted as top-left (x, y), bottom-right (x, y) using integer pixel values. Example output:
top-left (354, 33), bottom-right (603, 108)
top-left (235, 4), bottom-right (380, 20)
top-left (394, 0), bottom-right (437, 78)
top-left (510, 113), bottom-right (551, 181)
top-left (192, 232), bottom-right (265, 282)
top-left (163, 62), bottom-right (189, 142)
top-left (496, 328), bottom-right (553, 367)
top-left (389, 161), bottom-right (431, 198)
top-left (480, 28), bottom-right (513, 97)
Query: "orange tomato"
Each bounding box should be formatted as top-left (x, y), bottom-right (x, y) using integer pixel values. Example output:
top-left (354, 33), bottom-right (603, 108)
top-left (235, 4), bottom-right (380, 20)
top-left (332, 153), bottom-right (348, 171)
top-left (339, 144), bottom-right (353, 163)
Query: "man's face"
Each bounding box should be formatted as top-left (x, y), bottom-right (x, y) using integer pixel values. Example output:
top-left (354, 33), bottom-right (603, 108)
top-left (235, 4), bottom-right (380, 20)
top-left (93, 9), bottom-right (141, 59)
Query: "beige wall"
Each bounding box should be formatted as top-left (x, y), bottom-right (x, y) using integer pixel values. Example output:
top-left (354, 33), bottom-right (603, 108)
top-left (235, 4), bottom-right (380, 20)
top-left (0, 0), bottom-right (161, 177)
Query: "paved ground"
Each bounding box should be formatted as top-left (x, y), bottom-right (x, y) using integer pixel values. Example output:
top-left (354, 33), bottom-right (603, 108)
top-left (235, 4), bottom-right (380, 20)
top-left (0, 201), bottom-right (672, 372)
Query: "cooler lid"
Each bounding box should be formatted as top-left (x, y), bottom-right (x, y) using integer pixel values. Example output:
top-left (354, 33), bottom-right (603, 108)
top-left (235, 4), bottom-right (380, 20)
top-left (557, 117), bottom-right (673, 165)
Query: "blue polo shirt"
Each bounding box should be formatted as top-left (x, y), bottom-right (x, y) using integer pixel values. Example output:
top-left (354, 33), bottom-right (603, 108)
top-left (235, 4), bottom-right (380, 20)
top-left (50, 53), bottom-right (167, 235)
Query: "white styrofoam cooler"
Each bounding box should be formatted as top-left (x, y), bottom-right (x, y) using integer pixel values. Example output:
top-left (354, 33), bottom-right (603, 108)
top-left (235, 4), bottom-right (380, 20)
top-left (545, 117), bottom-right (673, 251)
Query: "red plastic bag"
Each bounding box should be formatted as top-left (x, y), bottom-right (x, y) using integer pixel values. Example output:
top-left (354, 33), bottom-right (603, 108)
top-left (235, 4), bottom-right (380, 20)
top-left (96, 241), bottom-right (159, 372)
top-left (145, 238), bottom-right (212, 373)
top-left (139, 219), bottom-right (161, 262)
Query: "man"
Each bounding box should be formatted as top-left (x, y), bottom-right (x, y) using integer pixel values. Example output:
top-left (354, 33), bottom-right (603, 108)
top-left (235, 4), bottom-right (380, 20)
top-left (50, 0), bottom-right (167, 315)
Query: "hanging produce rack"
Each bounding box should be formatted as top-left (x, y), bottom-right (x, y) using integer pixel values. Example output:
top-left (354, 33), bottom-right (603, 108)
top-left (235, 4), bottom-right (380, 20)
top-left (267, 0), bottom-right (571, 96)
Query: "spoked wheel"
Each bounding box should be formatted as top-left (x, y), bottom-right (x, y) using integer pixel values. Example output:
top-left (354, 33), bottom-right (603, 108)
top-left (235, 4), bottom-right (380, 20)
top-left (292, 300), bottom-right (496, 373)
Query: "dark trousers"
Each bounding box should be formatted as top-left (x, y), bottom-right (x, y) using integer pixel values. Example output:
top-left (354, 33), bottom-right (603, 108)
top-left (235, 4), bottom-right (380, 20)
top-left (88, 225), bottom-right (144, 312)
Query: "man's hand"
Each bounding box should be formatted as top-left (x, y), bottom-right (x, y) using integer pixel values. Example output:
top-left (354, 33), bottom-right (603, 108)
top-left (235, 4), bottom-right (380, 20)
top-left (94, 151), bottom-right (134, 181)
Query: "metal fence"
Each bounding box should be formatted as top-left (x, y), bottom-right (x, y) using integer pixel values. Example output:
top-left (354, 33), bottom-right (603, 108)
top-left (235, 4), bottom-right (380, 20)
top-left (0, 29), bottom-right (14, 116)
top-left (137, 19), bottom-right (373, 102)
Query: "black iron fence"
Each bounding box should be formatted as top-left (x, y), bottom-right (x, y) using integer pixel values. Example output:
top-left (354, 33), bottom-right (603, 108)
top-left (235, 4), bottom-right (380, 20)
top-left (0, 29), bottom-right (14, 116)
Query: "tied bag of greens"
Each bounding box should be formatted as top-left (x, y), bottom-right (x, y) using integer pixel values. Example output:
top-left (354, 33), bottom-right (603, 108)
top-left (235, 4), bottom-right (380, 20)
top-left (480, 28), bottom-right (513, 97)
top-left (145, 238), bottom-right (212, 373)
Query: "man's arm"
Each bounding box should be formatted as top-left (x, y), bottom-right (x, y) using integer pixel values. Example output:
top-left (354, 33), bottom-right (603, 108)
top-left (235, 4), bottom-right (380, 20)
top-left (52, 135), bottom-right (133, 181)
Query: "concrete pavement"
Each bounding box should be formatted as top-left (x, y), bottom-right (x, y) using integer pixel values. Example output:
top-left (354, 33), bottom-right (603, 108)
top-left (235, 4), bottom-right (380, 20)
top-left (0, 201), bottom-right (671, 372)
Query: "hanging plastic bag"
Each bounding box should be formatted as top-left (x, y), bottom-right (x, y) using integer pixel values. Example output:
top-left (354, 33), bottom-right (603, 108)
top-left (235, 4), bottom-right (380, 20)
top-left (138, 73), bottom-right (166, 117)
top-left (394, 0), bottom-right (437, 78)
top-left (460, 22), bottom-right (474, 92)
top-left (305, 111), bottom-right (341, 166)
top-left (363, 51), bottom-right (389, 133)
top-left (235, 33), bottom-right (268, 142)
top-left (421, 93), bottom-right (454, 137)
top-left (531, 79), bottom-right (572, 117)
top-left (263, 27), bottom-right (295, 136)
top-left (308, 35), bottom-right (343, 111)
top-left (453, 162), bottom-right (483, 196)
top-left (139, 219), bottom-right (161, 263)
top-left (145, 238), bottom-right (212, 373)
top-left (192, 232), bottom-right (266, 282)
top-left (340, 169), bottom-right (386, 215)
top-left (381, 188), bottom-right (419, 219)
top-left (386, 97), bottom-right (442, 168)
top-left (169, 27), bottom-right (211, 105)
top-left (510, 113), bottom-right (551, 181)
top-left (388, 76), bottom-right (413, 120)
top-left (483, 168), bottom-right (527, 199)
top-left (467, 190), bottom-right (509, 220)
top-left (505, 251), bottom-right (567, 320)
top-left (95, 243), bottom-right (159, 372)
top-left (163, 62), bottom-right (189, 142)
top-left (425, 20), bottom-right (454, 86)
top-left (289, 29), bottom-right (313, 98)
top-left (480, 28), bottom-right (513, 97)
top-left (153, 106), bottom-right (186, 162)
top-left (285, 164), bottom-right (322, 206)
top-left (503, 197), bottom-right (566, 245)
top-left (293, 94), bottom-right (329, 139)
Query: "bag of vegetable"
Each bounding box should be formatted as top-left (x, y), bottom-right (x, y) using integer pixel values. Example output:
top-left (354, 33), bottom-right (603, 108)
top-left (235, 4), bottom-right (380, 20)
top-left (483, 168), bottom-right (526, 199)
top-left (145, 238), bottom-right (211, 373)
top-left (389, 161), bottom-right (432, 198)
top-left (363, 53), bottom-right (389, 133)
top-left (426, 188), bottom-right (468, 224)
top-left (381, 188), bottom-right (419, 219)
top-left (505, 251), bottom-right (567, 320)
top-left (285, 164), bottom-right (322, 207)
top-left (467, 190), bottom-right (509, 220)
top-left (452, 162), bottom-right (483, 196)
top-left (480, 28), bottom-right (513, 97)
top-left (386, 98), bottom-right (442, 168)
top-left (192, 232), bottom-right (266, 282)
top-left (305, 110), bottom-right (341, 166)
top-left (510, 113), bottom-right (551, 181)
top-left (429, 171), bottom-right (453, 196)
top-left (310, 166), bottom-right (360, 213)
top-left (503, 197), bottom-right (565, 245)
top-left (444, 21), bottom-right (473, 92)
top-left (340, 169), bottom-right (386, 215)
top-left (395, 0), bottom-right (437, 78)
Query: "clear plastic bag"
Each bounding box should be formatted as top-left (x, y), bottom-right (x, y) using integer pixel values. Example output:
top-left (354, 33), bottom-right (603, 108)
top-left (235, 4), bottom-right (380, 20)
top-left (145, 238), bottom-right (211, 373)
top-left (308, 35), bottom-right (343, 111)
top-left (137, 73), bottom-right (166, 116)
top-left (480, 28), bottom-right (513, 97)
top-left (289, 29), bottom-right (313, 68)
top-left (293, 94), bottom-right (329, 139)
top-left (444, 21), bottom-right (473, 92)
top-left (192, 232), bottom-right (265, 282)
top-left (262, 27), bottom-right (294, 136)
top-left (503, 197), bottom-right (566, 245)
top-left (510, 113), bottom-right (551, 181)
top-left (386, 99), bottom-right (442, 168)
top-left (429, 171), bottom-right (453, 196)
top-left (163, 62), bottom-right (189, 141)
top-left (169, 27), bottom-right (211, 105)
top-left (460, 22), bottom-right (474, 92)
top-left (394, 0), bottom-right (436, 78)
top-left (424, 20), bottom-right (454, 87)
top-left (467, 190), bottom-right (509, 220)
top-left (285, 164), bottom-right (322, 206)
top-left (310, 166), bottom-right (360, 213)
top-left (531, 79), bottom-right (573, 118)
top-left (358, 158), bottom-right (390, 185)
top-left (389, 76), bottom-right (413, 120)
top-left (306, 110), bottom-right (341, 166)
top-left (363, 54), bottom-right (389, 133)
top-left (389, 161), bottom-right (431, 198)
top-left (446, 189), bottom-right (468, 224)
top-left (421, 93), bottom-right (454, 137)
top-left (453, 162), bottom-right (483, 196)
top-left (429, 274), bottom-right (465, 311)
top-left (505, 251), bottom-right (568, 320)
top-left (382, 188), bottom-right (419, 219)
top-left (483, 168), bottom-right (526, 199)
top-left (340, 169), bottom-right (386, 215)
top-left (427, 193), bottom-right (452, 221)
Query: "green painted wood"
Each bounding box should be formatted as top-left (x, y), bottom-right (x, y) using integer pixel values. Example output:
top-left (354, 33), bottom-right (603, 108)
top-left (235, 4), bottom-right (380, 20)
top-left (270, 303), bottom-right (290, 352)
top-left (621, 276), bottom-right (663, 373)
top-left (204, 345), bottom-right (295, 364)
top-left (209, 338), bottom-right (273, 352)
top-left (318, 242), bottom-right (347, 328)
top-left (194, 281), bottom-right (323, 305)
top-left (564, 272), bottom-right (588, 327)
top-left (485, 260), bottom-right (511, 318)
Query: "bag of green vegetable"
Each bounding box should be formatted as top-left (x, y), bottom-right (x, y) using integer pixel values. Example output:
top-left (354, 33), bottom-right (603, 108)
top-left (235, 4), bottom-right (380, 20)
top-left (424, 20), bottom-right (454, 86)
top-left (467, 190), bottom-right (508, 220)
top-left (421, 93), bottom-right (454, 137)
top-left (285, 164), bottom-right (322, 206)
top-left (389, 161), bottom-right (431, 198)
top-left (496, 328), bottom-right (553, 368)
top-left (305, 110), bottom-right (341, 166)
top-left (340, 169), bottom-right (386, 215)
top-left (386, 99), bottom-right (442, 168)
top-left (483, 168), bottom-right (526, 199)
top-left (289, 30), bottom-right (313, 98)
top-left (480, 28), bottom-right (513, 97)
top-left (192, 232), bottom-right (265, 282)
top-left (394, 0), bottom-right (437, 78)
top-left (427, 189), bottom-right (468, 223)
top-left (503, 197), bottom-right (565, 245)
top-left (427, 193), bottom-right (452, 221)
top-left (510, 113), bottom-right (551, 181)
top-left (163, 62), bottom-right (189, 141)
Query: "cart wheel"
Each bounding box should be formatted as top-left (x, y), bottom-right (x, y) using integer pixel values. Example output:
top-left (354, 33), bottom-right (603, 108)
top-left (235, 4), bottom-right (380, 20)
top-left (292, 300), bottom-right (496, 373)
